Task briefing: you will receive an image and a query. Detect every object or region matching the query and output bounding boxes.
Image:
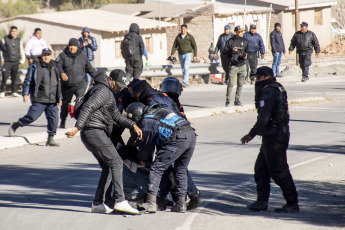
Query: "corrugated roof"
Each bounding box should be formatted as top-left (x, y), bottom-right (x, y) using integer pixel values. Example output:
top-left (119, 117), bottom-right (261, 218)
top-left (99, 2), bottom-right (204, 19)
top-left (256, 0), bottom-right (337, 7)
top-left (0, 9), bottom-right (177, 33)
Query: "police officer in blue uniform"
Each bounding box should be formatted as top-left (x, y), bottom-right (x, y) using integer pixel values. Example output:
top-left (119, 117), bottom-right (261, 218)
top-left (126, 102), bottom-right (197, 213)
top-left (241, 66), bottom-right (299, 213)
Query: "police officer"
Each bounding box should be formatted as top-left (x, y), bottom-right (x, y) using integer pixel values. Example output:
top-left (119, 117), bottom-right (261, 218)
top-left (243, 24), bottom-right (265, 84)
top-left (214, 25), bottom-right (234, 85)
top-left (126, 102), bottom-right (196, 213)
top-left (160, 77), bottom-right (185, 117)
top-left (289, 22), bottom-right (320, 82)
top-left (240, 66), bottom-right (299, 213)
top-left (223, 25), bottom-right (249, 107)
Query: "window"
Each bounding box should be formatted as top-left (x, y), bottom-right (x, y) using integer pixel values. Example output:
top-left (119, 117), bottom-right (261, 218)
top-left (145, 37), bottom-right (153, 54)
top-left (314, 9), bottom-right (323, 25)
top-left (115, 41), bottom-right (121, 58)
top-left (51, 44), bottom-right (65, 60)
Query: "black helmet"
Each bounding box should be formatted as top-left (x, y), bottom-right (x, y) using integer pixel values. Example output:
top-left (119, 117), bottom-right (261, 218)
top-left (126, 102), bottom-right (146, 123)
top-left (160, 77), bottom-right (183, 96)
top-left (131, 80), bottom-right (153, 101)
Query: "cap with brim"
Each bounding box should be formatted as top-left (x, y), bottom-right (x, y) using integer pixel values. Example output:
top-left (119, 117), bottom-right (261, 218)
top-left (300, 22), bottom-right (308, 27)
top-left (41, 48), bottom-right (52, 55)
top-left (224, 25), bottom-right (231, 30)
top-left (234, 25), bottom-right (244, 32)
top-left (250, 24), bottom-right (256, 29)
top-left (255, 66), bottom-right (274, 78)
top-left (109, 69), bottom-right (127, 88)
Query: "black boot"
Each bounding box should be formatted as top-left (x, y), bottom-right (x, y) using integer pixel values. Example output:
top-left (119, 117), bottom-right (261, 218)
top-left (8, 122), bottom-right (20, 137)
top-left (234, 100), bottom-right (242, 106)
top-left (247, 201), bottom-right (268, 211)
top-left (157, 196), bottom-right (167, 211)
top-left (187, 191), bottom-right (203, 210)
top-left (59, 119), bottom-right (66, 129)
top-left (46, 135), bottom-right (60, 147)
top-left (171, 196), bottom-right (186, 213)
top-left (274, 203), bottom-right (300, 213)
top-left (145, 193), bottom-right (157, 213)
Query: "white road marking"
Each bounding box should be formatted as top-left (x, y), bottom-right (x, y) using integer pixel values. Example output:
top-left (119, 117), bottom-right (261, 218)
top-left (176, 155), bottom-right (329, 230)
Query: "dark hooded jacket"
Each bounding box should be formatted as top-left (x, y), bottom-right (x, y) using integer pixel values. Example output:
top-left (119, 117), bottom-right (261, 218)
top-left (56, 47), bottom-right (96, 86)
top-left (75, 73), bottom-right (135, 135)
top-left (123, 23), bottom-right (144, 60)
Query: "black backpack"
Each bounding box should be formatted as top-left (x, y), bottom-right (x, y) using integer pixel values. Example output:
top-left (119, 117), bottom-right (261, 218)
top-left (73, 85), bottom-right (92, 120)
top-left (121, 34), bottom-right (137, 59)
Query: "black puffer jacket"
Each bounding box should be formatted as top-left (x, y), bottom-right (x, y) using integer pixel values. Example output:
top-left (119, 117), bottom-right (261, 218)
top-left (56, 47), bottom-right (96, 86)
top-left (288, 30), bottom-right (320, 54)
top-left (75, 73), bottom-right (135, 135)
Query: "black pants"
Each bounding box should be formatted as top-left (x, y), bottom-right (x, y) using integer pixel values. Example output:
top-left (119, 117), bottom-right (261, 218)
top-left (81, 129), bottom-right (125, 205)
top-left (18, 102), bottom-right (59, 135)
top-left (125, 58), bottom-right (143, 82)
top-left (298, 52), bottom-right (312, 78)
top-left (246, 52), bottom-right (258, 81)
top-left (148, 129), bottom-right (196, 197)
top-left (1, 61), bottom-right (19, 93)
top-left (220, 53), bottom-right (230, 82)
top-left (254, 126), bottom-right (298, 204)
top-left (60, 84), bottom-right (87, 121)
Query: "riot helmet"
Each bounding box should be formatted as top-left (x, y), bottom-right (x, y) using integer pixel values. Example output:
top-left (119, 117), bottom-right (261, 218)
top-left (126, 102), bottom-right (146, 123)
top-left (160, 77), bottom-right (183, 96)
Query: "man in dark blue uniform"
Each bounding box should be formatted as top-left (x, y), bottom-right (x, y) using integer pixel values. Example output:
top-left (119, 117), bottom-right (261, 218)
top-left (289, 22), bottom-right (320, 82)
top-left (241, 66), bottom-right (299, 213)
top-left (126, 102), bottom-right (197, 213)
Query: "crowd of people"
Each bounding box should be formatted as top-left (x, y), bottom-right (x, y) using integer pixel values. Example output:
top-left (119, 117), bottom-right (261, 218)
top-left (1, 20), bottom-right (321, 215)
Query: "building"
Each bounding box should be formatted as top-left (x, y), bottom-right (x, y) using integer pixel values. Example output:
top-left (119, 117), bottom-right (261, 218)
top-left (0, 9), bottom-right (176, 67)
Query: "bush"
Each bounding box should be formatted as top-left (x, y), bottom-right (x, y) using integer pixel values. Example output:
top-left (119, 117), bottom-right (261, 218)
top-left (0, 0), bottom-right (40, 18)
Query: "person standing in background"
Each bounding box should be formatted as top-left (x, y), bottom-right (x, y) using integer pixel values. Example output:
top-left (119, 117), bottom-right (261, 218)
top-left (24, 28), bottom-right (48, 65)
top-left (270, 23), bottom-right (286, 77)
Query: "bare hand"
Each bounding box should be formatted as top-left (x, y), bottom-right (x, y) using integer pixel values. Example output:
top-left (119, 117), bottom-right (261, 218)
top-left (87, 39), bottom-right (91, 45)
top-left (1, 59), bottom-right (4, 66)
top-left (316, 53), bottom-right (320, 57)
top-left (58, 100), bottom-right (62, 107)
top-left (61, 73), bottom-right (68, 81)
top-left (83, 42), bottom-right (88, 47)
top-left (289, 50), bottom-right (292, 55)
top-left (283, 52), bottom-right (286, 56)
top-left (213, 54), bottom-right (217, 58)
top-left (145, 56), bottom-right (149, 61)
top-left (193, 56), bottom-right (197, 62)
top-left (241, 134), bottom-right (253, 144)
top-left (23, 95), bottom-right (29, 103)
top-left (274, 52), bottom-right (278, 55)
top-left (232, 47), bottom-right (238, 52)
top-left (65, 127), bottom-right (79, 138)
top-left (133, 125), bottom-right (143, 140)
top-left (140, 161), bottom-right (146, 166)
top-left (243, 55), bottom-right (247, 60)
top-left (261, 54), bottom-right (264, 59)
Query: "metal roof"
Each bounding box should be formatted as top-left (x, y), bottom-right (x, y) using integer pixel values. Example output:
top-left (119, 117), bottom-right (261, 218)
top-left (256, 0), bottom-right (337, 8)
top-left (0, 9), bottom-right (177, 33)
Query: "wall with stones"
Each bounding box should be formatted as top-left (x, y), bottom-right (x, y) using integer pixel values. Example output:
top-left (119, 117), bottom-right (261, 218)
top-left (332, 0), bottom-right (345, 26)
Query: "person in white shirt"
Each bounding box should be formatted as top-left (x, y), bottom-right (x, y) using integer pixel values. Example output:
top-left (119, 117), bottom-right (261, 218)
top-left (24, 28), bottom-right (48, 64)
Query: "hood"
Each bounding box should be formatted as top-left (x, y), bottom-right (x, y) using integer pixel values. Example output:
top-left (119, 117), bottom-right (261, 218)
top-left (94, 72), bottom-right (111, 89)
top-left (30, 34), bottom-right (39, 40)
top-left (129, 23), bottom-right (140, 35)
top-left (81, 27), bottom-right (90, 36)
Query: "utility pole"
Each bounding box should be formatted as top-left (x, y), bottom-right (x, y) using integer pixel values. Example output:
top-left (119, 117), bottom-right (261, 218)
top-left (295, 0), bottom-right (299, 65)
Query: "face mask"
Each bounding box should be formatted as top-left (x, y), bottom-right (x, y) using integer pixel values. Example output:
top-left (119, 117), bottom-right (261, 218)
top-left (255, 78), bottom-right (273, 99)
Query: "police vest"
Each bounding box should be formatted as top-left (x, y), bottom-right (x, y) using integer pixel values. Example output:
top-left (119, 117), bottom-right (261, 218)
top-left (144, 107), bottom-right (192, 144)
top-left (256, 82), bottom-right (289, 126)
top-left (3, 36), bottom-right (21, 62)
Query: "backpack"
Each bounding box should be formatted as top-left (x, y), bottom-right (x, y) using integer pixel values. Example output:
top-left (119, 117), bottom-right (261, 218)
top-left (121, 34), bottom-right (137, 59)
top-left (68, 85), bottom-right (92, 120)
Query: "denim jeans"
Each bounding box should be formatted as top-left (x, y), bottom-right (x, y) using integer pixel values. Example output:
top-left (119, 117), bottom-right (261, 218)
top-left (178, 53), bottom-right (193, 86)
top-left (272, 52), bottom-right (283, 77)
top-left (18, 102), bottom-right (59, 135)
top-left (80, 129), bottom-right (125, 204)
top-left (86, 60), bottom-right (93, 83)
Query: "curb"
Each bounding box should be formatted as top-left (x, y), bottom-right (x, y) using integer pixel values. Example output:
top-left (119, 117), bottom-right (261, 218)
top-left (0, 96), bottom-right (327, 150)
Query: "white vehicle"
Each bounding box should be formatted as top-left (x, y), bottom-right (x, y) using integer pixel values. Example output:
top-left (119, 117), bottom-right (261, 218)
top-left (331, 18), bottom-right (345, 40)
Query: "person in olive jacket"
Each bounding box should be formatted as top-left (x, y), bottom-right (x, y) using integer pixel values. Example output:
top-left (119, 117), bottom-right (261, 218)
top-left (56, 38), bottom-right (96, 128)
top-left (170, 24), bottom-right (197, 87)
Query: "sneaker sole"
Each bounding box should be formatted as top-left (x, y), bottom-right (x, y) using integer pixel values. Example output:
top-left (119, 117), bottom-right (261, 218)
top-left (113, 208), bottom-right (139, 215)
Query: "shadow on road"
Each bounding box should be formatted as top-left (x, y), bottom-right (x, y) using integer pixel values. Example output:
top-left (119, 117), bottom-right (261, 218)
top-left (289, 144), bottom-right (345, 155)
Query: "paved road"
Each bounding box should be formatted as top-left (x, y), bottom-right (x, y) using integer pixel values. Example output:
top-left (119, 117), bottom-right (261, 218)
top-left (0, 99), bottom-right (344, 230)
top-left (0, 76), bottom-right (344, 137)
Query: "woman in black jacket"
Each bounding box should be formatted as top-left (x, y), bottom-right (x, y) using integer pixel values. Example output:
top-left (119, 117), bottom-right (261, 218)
top-left (66, 72), bottom-right (142, 214)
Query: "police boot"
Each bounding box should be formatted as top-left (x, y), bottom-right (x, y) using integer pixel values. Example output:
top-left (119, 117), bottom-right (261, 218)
top-left (187, 191), bottom-right (203, 210)
top-left (274, 203), bottom-right (300, 213)
top-left (46, 135), bottom-right (60, 147)
top-left (171, 196), bottom-right (186, 213)
top-left (59, 119), bottom-right (66, 129)
top-left (156, 196), bottom-right (167, 211)
top-left (247, 201), bottom-right (268, 212)
top-left (145, 193), bottom-right (157, 213)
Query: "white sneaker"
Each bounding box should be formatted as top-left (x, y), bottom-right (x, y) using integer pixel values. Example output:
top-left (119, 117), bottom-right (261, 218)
top-left (114, 200), bottom-right (139, 215)
top-left (91, 203), bottom-right (113, 214)
top-left (12, 92), bottom-right (20, 97)
top-left (0, 92), bottom-right (5, 98)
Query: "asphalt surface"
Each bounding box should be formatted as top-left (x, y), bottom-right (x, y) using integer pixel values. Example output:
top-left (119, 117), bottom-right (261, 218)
top-left (0, 98), bottom-right (344, 230)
